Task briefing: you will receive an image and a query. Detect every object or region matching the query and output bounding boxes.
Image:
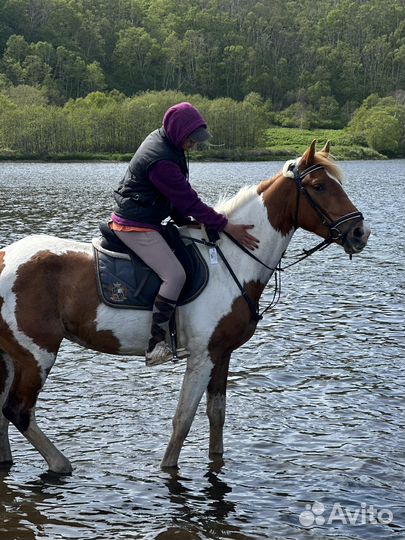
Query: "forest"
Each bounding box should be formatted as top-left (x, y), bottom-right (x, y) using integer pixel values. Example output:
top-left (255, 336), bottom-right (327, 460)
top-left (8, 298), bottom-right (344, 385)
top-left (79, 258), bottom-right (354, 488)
top-left (0, 0), bottom-right (404, 159)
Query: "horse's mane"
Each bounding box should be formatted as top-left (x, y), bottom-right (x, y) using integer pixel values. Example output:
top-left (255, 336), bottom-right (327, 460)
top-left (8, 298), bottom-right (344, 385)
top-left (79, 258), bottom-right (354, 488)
top-left (215, 185), bottom-right (258, 216)
top-left (215, 151), bottom-right (343, 217)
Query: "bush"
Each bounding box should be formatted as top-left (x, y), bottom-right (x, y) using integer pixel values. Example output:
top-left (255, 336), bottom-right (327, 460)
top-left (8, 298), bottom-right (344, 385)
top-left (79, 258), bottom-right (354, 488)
top-left (349, 95), bottom-right (405, 157)
top-left (0, 90), bottom-right (268, 155)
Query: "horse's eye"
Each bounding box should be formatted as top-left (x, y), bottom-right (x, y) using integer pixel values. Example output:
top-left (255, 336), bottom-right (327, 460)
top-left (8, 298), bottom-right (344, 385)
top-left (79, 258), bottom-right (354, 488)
top-left (313, 183), bottom-right (325, 192)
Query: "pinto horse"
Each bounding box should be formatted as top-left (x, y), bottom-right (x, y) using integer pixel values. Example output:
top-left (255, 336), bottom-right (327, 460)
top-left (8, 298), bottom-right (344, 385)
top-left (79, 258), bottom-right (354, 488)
top-left (0, 141), bottom-right (370, 474)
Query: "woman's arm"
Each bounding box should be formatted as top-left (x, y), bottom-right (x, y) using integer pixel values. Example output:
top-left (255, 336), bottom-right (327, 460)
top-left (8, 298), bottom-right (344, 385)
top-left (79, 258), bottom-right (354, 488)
top-left (150, 161), bottom-right (259, 249)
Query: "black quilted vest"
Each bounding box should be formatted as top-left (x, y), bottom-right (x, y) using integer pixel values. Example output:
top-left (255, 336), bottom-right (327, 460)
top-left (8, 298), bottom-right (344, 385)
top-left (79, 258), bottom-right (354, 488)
top-left (113, 128), bottom-right (188, 225)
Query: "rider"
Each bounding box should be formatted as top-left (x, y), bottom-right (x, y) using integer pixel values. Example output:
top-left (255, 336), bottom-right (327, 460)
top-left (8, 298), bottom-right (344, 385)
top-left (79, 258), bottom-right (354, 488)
top-left (111, 102), bottom-right (259, 366)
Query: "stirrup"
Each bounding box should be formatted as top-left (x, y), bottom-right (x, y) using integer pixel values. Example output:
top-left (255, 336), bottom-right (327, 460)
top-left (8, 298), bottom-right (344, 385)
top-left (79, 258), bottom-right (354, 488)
top-left (172, 347), bottom-right (190, 362)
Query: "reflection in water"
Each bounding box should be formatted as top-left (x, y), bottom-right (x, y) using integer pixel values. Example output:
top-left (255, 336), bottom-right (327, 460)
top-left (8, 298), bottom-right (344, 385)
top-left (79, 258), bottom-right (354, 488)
top-left (203, 459), bottom-right (235, 519)
top-left (158, 460), bottom-right (245, 540)
top-left (0, 160), bottom-right (404, 540)
top-left (164, 460), bottom-right (235, 519)
top-left (0, 470), bottom-right (72, 540)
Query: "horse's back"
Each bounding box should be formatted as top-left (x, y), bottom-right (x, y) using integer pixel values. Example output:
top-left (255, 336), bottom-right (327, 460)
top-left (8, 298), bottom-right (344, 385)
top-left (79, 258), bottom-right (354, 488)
top-left (2, 233), bottom-right (91, 259)
top-left (3, 232), bottom-right (88, 265)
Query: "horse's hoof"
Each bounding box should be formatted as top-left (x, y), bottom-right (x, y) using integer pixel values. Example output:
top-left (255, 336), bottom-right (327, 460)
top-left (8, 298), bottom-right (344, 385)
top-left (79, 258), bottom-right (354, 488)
top-left (160, 462), bottom-right (179, 472)
top-left (46, 468), bottom-right (73, 477)
top-left (46, 458), bottom-right (73, 476)
top-left (208, 455), bottom-right (225, 473)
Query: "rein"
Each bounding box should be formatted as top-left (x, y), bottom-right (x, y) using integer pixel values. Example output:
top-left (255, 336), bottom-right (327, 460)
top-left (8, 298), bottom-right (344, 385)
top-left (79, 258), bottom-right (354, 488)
top-left (180, 234), bottom-right (273, 321)
top-left (181, 161), bottom-right (364, 322)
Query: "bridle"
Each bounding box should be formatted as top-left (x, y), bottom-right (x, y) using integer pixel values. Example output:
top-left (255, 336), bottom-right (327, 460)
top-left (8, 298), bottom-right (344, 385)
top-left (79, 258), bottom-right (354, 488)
top-left (290, 162), bottom-right (364, 253)
top-left (181, 160), bottom-right (365, 322)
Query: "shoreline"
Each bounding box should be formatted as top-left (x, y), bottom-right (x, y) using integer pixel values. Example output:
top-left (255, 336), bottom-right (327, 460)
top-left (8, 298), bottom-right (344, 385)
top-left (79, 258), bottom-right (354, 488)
top-left (0, 146), bottom-right (390, 163)
top-left (1, 126), bottom-right (401, 162)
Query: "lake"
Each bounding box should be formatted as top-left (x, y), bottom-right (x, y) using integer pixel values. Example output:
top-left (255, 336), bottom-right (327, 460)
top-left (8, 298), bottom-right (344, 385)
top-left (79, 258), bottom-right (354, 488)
top-left (0, 159), bottom-right (404, 540)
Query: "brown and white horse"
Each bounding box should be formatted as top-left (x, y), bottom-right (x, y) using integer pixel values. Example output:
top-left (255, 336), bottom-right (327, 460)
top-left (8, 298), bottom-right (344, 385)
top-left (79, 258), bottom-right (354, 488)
top-left (0, 142), bottom-right (370, 474)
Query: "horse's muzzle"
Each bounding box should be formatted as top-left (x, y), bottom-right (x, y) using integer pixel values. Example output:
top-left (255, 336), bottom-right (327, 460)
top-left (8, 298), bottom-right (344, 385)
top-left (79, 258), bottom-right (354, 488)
top-left (342, 220), bottom-right (371, 254)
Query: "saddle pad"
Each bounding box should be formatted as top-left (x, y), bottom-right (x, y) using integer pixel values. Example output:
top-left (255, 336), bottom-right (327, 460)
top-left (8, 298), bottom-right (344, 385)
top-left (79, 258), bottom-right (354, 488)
top-left (93, 237), bottom-right (209, 310)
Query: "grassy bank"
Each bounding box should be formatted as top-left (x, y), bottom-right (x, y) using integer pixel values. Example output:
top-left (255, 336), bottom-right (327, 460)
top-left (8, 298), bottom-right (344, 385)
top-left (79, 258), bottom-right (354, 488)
top-left (261, 127), bottom-right (386, 160)
top-left (0, 127), bottom-right (386, 162)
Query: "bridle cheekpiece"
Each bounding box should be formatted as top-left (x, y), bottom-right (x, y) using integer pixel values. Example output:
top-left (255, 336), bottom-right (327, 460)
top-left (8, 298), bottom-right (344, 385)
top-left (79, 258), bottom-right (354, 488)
top-left (286, 159), bottom-right (363, 248)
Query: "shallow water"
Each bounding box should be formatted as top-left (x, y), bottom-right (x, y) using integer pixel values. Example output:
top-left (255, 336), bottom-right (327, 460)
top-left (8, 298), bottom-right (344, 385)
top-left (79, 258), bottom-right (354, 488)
top-left (0, 159), bottom-right (404, 540)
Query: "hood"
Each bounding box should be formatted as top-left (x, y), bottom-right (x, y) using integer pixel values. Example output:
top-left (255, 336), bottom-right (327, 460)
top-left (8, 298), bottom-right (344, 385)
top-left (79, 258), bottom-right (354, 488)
top-left (163, 102), bottom-right (207, 148)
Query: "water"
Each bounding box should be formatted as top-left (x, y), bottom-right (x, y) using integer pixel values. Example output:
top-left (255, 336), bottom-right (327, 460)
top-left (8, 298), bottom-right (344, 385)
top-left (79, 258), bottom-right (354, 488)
top-left (0, 159), bottom-right (404, 540)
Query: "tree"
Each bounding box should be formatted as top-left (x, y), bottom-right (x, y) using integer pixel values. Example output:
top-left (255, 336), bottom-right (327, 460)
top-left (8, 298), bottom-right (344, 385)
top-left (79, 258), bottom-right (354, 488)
top-left (22, 54), bottom-right (51, 85)
top-left (55, 45), bottom-right (87, 98)
top-left (0, 0), bottom-right (404, 124)
top-left (3, 33), bottom-right (29, 62)
top-left (349, 94), bottom-right (405, 156)
top-left (364, 109), bottom-right (403, 156)
top-left (113, 27), bottom-right (161, 93)
top-left (84, 61), bottom-right (106, 93)
top-left (6, 83), bottom-right (48, 105)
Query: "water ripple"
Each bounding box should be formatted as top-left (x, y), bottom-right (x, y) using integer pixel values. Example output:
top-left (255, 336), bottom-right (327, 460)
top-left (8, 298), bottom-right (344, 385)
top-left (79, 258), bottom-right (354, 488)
top-left (0, 160), bottom-right (404, 540)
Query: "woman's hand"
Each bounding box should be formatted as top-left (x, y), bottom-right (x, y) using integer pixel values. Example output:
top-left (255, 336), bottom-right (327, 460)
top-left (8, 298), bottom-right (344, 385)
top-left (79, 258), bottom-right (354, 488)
top-left (224, 222), bottom-right (259, 250)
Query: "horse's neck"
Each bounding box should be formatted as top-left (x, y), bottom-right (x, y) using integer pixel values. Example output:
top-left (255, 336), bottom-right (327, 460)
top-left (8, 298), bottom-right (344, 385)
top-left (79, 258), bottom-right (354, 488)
top-left (222, 194), bottom-right (294, 284)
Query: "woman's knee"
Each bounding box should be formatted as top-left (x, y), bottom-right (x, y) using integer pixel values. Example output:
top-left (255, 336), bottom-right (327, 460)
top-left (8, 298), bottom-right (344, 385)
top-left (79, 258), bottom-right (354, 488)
top-left (175, 263), bottom-right (187, 287)
top-left (160, 262), bottom-right (186, 300)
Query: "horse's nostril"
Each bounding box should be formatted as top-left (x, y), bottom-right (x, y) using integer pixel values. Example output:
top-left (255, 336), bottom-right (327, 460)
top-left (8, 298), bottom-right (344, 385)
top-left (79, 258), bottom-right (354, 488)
top-left (353, 227), bottom-right (363, 239)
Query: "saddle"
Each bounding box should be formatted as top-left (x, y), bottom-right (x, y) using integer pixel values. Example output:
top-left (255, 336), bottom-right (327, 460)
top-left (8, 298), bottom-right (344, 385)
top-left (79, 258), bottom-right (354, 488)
top-left (93, 222), bottom-right (209, 310)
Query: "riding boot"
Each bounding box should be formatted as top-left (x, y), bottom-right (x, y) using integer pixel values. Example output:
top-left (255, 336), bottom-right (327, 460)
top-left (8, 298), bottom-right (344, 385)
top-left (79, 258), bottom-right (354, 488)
top-left (145, 294), bottom-right (177, 366)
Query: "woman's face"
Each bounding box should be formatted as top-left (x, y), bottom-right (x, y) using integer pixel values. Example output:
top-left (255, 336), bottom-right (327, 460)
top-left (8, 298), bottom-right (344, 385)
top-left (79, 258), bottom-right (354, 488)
top-left (182, 139), bottom-right (196, 151)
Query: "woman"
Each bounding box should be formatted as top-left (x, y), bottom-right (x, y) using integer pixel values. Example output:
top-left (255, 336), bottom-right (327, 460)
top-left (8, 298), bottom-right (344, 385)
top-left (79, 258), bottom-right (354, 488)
top-left (111, 102), bottom-right (259, 366)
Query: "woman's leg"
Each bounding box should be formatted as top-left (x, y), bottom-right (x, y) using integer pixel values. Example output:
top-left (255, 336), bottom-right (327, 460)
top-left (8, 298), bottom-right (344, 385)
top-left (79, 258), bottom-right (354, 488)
top-left (115, 231), bottom-right (186, 363)
top-left (115, 231), bottom-right (186, 300)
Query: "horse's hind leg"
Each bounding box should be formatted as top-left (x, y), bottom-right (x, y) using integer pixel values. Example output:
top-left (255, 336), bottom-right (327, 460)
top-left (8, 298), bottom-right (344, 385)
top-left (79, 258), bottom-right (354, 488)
top-left (206, 354), bottom-right (231, 458)
top-left (0, 350), bottom-right (14, 466)
top-left (3, 350), bottom-right (72, 475)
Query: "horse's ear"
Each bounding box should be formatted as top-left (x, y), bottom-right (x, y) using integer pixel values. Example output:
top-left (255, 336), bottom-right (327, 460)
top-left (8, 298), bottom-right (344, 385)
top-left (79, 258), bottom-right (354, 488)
top-left (301, 139), bottom-right (317, 166)
top-left (320, 140), bottom-right (330, 156)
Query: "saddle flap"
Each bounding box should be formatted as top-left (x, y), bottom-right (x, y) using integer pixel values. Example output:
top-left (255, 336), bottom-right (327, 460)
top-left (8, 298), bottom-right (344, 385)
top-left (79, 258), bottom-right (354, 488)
top-left (93, 223), bottom-right (209, 309)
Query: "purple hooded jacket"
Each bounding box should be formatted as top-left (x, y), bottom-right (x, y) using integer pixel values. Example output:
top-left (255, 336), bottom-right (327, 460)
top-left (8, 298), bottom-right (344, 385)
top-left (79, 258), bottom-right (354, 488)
top-left (113, 102), bottom-right (227, 231)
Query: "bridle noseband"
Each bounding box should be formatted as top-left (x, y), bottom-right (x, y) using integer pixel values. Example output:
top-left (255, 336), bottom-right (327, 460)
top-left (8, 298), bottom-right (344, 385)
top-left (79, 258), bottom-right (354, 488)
top-left (290, 162), bottom-right (363, 247)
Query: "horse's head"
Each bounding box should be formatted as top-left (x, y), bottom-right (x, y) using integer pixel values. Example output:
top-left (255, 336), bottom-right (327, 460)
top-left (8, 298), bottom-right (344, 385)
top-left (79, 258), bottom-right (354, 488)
top-left (283, 140), bottom-right (370, 255)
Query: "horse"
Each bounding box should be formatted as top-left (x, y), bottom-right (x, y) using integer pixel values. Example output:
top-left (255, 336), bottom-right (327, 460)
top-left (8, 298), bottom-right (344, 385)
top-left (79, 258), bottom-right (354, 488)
top-left (0, 141), bottom-right (370, 474)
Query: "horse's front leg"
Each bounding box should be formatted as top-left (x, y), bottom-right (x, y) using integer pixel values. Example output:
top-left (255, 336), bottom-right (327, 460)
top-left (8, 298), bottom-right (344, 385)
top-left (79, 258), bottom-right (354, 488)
top-left (161, 355), bottom-right (213, 469)
top-left (206, 353), bottom-right (231, 457)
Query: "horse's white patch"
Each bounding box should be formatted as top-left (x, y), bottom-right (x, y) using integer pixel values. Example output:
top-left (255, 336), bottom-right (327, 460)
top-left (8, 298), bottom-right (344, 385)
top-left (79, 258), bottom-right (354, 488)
top-left (95, 303), bottom-right (150, 355)
top-left (178, 193), bottom-right (293, 352)
top-left (0, 235), bottom-right (92, 379)
top-left (282, 158), bottom-right (344, 185)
